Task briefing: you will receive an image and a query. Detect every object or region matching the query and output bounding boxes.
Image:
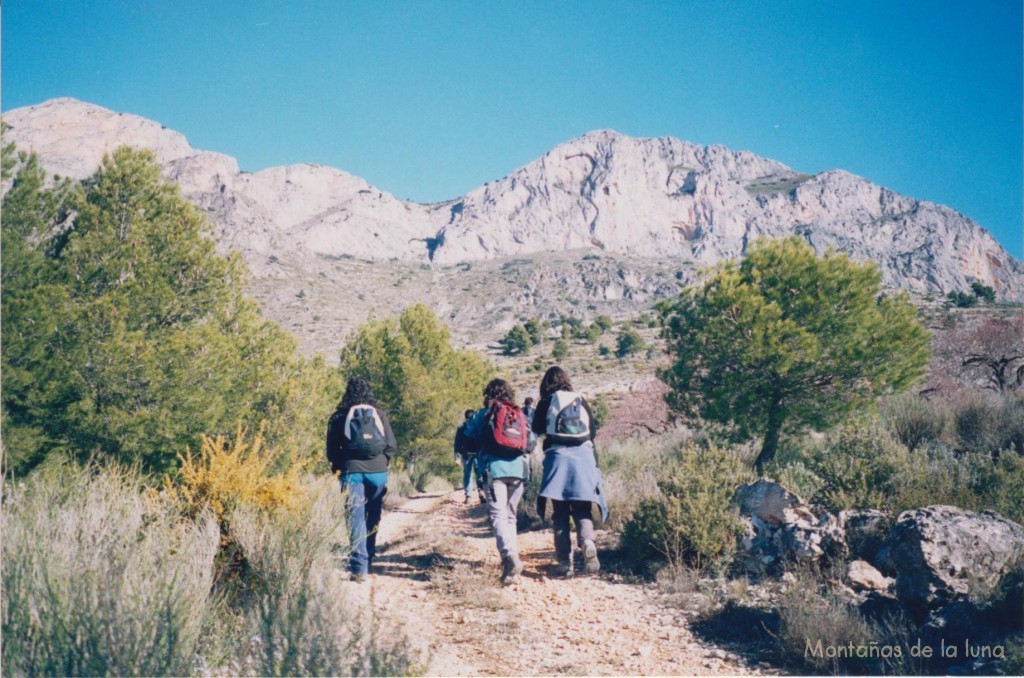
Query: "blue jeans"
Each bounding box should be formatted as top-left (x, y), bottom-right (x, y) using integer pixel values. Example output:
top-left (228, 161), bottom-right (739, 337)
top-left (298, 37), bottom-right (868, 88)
top-left (340, 472), bottom-right (388, 575)
top-left (461, 455), bottom-right (482, 495)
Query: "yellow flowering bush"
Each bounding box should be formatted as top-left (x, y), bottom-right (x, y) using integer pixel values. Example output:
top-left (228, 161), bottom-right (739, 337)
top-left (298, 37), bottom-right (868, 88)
top-left (163, 423), bottom-right (307, 524)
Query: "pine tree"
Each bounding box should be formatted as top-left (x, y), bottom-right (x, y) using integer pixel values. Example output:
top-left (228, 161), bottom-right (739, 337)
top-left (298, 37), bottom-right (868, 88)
top-left (502, 324), bottom-right (532, 355)
top-left (1, 146), bottom-right (338, 474)
top-left (338, 304), bottom-right (493, 476)
top-left (660, 237), bottom-right (930, 473)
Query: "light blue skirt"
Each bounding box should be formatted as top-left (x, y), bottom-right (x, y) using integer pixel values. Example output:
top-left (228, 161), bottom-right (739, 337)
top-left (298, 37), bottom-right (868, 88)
top-left (537, 441), bottom-right (609, 523)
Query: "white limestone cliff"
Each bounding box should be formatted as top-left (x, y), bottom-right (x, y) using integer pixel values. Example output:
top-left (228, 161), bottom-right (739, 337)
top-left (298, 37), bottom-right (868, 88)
top-left (4, 98), bottom-right (1022, 299)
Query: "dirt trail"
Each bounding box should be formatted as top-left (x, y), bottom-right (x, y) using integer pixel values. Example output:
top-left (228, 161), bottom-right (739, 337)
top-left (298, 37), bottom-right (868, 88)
top-left (348, 490), bottom-right (772, 676)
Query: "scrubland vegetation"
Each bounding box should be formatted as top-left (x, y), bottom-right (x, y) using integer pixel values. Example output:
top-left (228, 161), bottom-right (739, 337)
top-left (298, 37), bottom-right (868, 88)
top-left (1, 459), bottom-right (418, 676)
top-left (2, 136), bottom-right (1022, 676)
top-left (1, 141), bottom-right (424, 675)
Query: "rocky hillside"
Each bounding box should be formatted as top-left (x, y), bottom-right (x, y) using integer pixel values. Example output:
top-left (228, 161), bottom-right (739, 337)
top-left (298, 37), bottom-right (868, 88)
top-left (4, 98), bottom-right (1023, 351)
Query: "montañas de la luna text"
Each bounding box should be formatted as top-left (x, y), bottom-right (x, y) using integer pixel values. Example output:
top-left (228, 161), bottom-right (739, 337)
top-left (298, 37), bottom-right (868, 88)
top-left (805, 638), bottom-right (1006, 661)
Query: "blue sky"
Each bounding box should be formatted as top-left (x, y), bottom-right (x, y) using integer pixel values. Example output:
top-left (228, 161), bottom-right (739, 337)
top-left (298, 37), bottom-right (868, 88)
top-left (3, 1), bottom-right (1022, 256)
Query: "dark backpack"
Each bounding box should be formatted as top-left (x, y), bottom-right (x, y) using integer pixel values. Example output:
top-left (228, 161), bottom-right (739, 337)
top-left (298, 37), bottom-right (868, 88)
top-left (344, 404), bottom-right (387, 459)
top-left (485, 399), bottom-right (530, 460)
top-left (454, 423), bottom-right (476, 458)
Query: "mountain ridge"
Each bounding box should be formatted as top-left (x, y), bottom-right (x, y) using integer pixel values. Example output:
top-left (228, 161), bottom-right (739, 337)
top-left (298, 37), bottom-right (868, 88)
top-left (4, 97), bottom-right (1022, 302)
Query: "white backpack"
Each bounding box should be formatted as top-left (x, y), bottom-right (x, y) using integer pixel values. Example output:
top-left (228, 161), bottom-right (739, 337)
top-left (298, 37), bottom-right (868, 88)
top-left (546, 391), bottom-right (591, 440)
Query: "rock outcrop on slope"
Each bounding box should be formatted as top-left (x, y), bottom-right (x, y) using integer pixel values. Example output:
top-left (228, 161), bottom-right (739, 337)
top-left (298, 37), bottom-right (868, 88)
top-left (875, 505), bottom-right (1024, 611)
top-left (4, 97), bottom-right (1023, 300)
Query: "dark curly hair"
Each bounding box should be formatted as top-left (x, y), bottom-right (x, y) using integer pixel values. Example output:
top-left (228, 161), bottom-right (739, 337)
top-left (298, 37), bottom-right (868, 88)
top-left (339, 375), bottom-right (378, 410)
top-left (539, 366), bottom-right (573, 397)
top-left (483, 378), bottom-right (516, 404)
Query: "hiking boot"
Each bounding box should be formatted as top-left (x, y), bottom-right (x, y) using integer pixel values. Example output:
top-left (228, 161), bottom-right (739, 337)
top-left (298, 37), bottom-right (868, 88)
top-left (554, 556), bottom-right (574, 578)
top-left (500, 555), bottom-right (523, 586)
top-left (463, 494), bottom-right (471, 504)
top-left (583, 540), bottom-right (600, 575)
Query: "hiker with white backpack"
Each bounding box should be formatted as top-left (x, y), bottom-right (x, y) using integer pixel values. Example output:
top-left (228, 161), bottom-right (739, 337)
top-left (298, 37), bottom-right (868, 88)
top-left (462, 378), bottom-right (534, 585)
top-left (326, 376), bottom-right (397, 582)
top-left (532, 366), bottom-right (608, 578)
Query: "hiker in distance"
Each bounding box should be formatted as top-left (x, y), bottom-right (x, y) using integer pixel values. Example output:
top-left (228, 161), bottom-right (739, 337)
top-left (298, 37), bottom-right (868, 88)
top-left (533, 366), bottom-right (608, 578)
top-left (326, 375), bottom-right (397, 583)
top-left (454, 408), bottom-right (485, 504)
top-left (522, 397), bottom-right (536, 427)
top-left (462, 378), bottom-right (534, 585)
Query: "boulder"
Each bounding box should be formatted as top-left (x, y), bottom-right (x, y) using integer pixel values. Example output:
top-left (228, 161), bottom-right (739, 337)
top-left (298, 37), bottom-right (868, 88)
top-left (840, 509), bottom-right (893, 561)
top-left (731, 480), bottom-right (846, 574)
top-left (876, 505), bottom-right (1024, 611)
top-left (731, 479), bottom-right (809, 527)
top-left (847, 560), bottom-right (894, 592)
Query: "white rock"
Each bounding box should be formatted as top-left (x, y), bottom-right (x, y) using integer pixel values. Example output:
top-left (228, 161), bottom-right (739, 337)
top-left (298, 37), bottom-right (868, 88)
top-left (847, 559), bottom-right (894, 592)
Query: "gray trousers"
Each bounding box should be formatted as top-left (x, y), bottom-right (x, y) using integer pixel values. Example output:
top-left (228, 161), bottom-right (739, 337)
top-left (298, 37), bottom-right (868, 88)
top-left (487, 477), bottom-right (524, 560)
top-left (551, 500), bottom-right (595, 561)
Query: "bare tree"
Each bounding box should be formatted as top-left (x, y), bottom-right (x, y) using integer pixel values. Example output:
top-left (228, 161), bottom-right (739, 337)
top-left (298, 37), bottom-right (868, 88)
top-left (936, 313), bottom-right (1024, 392)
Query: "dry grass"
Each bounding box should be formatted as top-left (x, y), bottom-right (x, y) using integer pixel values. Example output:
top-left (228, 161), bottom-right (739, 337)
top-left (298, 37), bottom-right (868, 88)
top-left (226, 476), bottom-right (422, 676)
top-left (599, 428), bottom-right (689, 531)
top-left (1, 465), bottom-right (422, 677)
top-left (2, 464), bottom-right (219, 677)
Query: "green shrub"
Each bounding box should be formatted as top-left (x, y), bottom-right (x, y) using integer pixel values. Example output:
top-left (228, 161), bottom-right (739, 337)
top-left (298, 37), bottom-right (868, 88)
top-left (600, 431), bottom-right (685, 532)
top-left (881, 393), bottom-right (948, 452)
top-left (808, 421), bottom-right (911, 512)
top-left (970, 282), bottom-right (996, 303)
top-left (590, 396), bottom-right (610, 433)
top-left (551, 339), bottom-right (569, 360)
top-left (620, 499), bottom-right (671, 571)
top-left (971, 451), bottom-right (1024, 524)
top-left (886, 446), bottom-right (989, 516)
top-left (769, 459), bottom-right (824, 502)
top-left (2, 464), bottom-right (219, 676)
top-left (620, 443), bottom-right (752, 571)
top-left (953, 391), bottom-right (1006, 454)
top-left (948, 290), bottom-right (979, 307)
top-left (523, 317), bottom-right (543, 344)
top-left (808, 415), bottom-right (1024, 523)
top-left (615, 326), bottom-right (645, 358)
top-left (582, 323), bottom-right (604, 343)
top-left (338, 304), bottom-right (493, 476)
top-left (501, 324), bottom-right (532, 355)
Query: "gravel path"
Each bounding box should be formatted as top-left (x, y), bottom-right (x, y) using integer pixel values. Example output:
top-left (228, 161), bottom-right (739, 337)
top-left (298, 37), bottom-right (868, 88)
top-left (349, 490), bottom-right (773, 676)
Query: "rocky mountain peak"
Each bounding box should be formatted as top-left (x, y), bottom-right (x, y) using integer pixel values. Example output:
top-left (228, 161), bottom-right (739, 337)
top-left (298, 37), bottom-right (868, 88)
top-left (3, 98), bottom-right (1022, 301)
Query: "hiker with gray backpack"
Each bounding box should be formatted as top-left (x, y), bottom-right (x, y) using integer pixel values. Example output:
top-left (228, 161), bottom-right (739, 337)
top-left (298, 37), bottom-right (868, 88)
top-left (461, 378), bottom-right (534, 585)
top-left (326, 376), bottom-right (397, 582)
top-left (532, 366), bottom-right (608, 578)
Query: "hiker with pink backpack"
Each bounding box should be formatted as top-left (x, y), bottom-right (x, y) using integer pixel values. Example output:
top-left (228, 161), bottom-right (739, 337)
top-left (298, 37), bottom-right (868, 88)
top-left (461, 378), bottom-right (534, 585)
top-left (532, 366), bottom-right (608, 578)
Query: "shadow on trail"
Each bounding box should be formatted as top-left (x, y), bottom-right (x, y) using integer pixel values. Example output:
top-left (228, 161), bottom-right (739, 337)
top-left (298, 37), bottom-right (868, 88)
top-left (691, 601), bottom-right (781, 667)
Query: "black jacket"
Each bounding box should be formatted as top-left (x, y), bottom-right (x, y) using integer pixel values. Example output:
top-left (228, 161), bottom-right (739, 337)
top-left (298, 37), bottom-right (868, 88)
top-left (531, 392), bottom-right (597, 451)
top-left (454, 422), bottom-right (478, 460)
top-left (326, 404), bottom-right (397, 474)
